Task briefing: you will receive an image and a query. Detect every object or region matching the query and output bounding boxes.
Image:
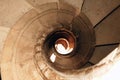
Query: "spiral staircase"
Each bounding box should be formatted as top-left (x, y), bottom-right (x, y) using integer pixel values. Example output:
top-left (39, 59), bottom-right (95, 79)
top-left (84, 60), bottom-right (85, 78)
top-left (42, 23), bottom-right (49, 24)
top-left (0, 0), bottom-right (120, 80)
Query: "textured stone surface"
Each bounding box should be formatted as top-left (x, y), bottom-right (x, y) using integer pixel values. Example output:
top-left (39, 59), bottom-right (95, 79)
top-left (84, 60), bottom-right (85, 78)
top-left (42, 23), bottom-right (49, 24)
top-left (82, 0), bottom-right (120, 26)
top-left (95, 7), bottom-right (120, 45)
top-left (0, 0), bottom-right (120, 80)
top-left (0, 0), bottom-right (32, 28)
top-left (0, 0), bottom-right (32, 67)
top-left (0, 27), bottom-right (10, 63)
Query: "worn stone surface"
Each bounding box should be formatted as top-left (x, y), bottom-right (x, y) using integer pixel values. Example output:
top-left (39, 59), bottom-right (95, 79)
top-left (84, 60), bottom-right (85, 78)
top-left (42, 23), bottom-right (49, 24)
top-left (0, 0), bottom-right (32, 68)
top-left (90, 44), bottom-right (118, 64)
top-left (0, 0), bottom-right (120, 80)
top-left (0, 0), bottom-right (32, 28)
top-left (95, 7), bottom-right (120, 45)
top-left (82, 0), bottom-right (120, 26)
top-left (0, 27), bottom-right (10, 64)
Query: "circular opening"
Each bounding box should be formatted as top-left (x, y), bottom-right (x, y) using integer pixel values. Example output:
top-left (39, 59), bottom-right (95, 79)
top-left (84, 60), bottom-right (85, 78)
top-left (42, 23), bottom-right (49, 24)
top-left (55, 38), bottom-right (74, 55)
top-left (43, 29), bottom-right (76, 57)
top-left (42, 17), bottom-right (95, 71)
